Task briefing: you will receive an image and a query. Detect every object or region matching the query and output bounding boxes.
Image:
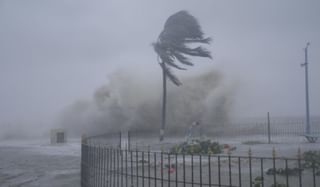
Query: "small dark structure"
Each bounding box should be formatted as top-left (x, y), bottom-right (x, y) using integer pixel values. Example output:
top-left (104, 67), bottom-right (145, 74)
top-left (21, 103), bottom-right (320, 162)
top-left (50, 129), bottom-right (66, 144)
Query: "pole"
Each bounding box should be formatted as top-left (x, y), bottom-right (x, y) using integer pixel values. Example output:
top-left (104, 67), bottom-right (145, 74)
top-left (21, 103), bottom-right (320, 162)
top-left (301, 42), bottom-right (311, 134)
top-left (267, 112), bottom-right (271, 144)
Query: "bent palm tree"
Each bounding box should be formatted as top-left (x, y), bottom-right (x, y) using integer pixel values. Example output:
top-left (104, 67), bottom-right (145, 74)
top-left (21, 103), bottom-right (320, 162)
top-left (153, 10), bottom-right (212, 141)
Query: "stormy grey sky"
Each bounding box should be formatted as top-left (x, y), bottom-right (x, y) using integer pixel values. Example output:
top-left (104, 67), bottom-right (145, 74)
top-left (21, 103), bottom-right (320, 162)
top-left (0, 0), bottom-right (319, 132)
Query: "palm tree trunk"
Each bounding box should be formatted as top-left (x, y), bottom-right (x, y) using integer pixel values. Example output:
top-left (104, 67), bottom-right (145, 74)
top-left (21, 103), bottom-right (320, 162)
top-left (160, 63), bottom-right (167, 142)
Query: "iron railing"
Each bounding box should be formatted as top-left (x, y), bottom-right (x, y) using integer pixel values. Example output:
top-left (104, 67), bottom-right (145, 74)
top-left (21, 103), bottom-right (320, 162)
top-left (81, 132), bottom-right (319, 187)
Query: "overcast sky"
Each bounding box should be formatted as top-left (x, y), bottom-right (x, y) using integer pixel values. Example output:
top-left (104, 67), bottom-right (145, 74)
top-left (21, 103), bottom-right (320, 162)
top-left (0, 0), bottom-right (319, 130)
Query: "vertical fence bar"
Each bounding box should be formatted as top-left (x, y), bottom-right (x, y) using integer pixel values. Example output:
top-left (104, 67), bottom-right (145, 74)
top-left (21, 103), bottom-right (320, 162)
top-left (102, 147), bottom-right (106, 186)
top-left (130, 150), bottom-right (133, 187)
top-left (80, 142), bottom-right (84, 187)
top-left (109, 148), bottom-right (112, 187)
top-left (272, 157), bottom-right (276, 187)
top-left (209, 155), bottom-right (212, 187)
top-left (86, 144), bottom-right (89, 187)
top-left (161, 152), bottom-right (164, 187)
top-left (238, 157), bottom-right (241, 187)
top-left (119, 131), bottom-right (122, 149)
top-left (260, 158), bottom-right (264, 187)
top-left (82, 143), bottom-right (85, 187)
top-left (94, 146), bottom-right (97, 187)
top-left (117, 149), bottom-right (120, 187)
top-left (168, 153), bottom-right (171, 187)
top-left (200, 155), bottom-right (202, 187)
top-left (121, 149), bottom-right (123, 187)
top-left (136, 150), bottom-right (139, 187)
top-left (101, 146), bottom-right (104, 187)
top-left (97, 146), bottom-right (99, 187)
top-left (175, 153), bottom-right (178, 187)
top-left (106, 148), bottom-right (109, 187)
top-left (312, 161), bottom-right (316, 187)
top-left (81, 143), bottom-right (83, 187)
top-left (91, 145), bottom-right (93, 187)
top-left (285, 159), bottom-right (289, 187)
top-left (128, 131), bottom-right (131, 151)
top-left (93, 145), bottom-right (96, 187)
top-left (249, 155), bottom-right (252, 187)
top-left (98, 146), bottom-right (100, 187)
top-left (91, 144), bottom-right (94, 187)
top-left (113, 148), bottom-right (116, 187)
top-left (97, 146), bottom-right (100, 187)
top-left (154, 152), bottom-right (157, 187)
top-left (99, 146), bottom-right (102, 187)
top-left (142, 151), bottom-right (145, 187)
top-left (228, 154), bottom-right (232, 186)
top-left (92, 146), bottom-right (95, 187)
top-left (85, 144), bottom-right (90, 186)
top-left (125, 149), bottom-right (128, 187)
top-left (107, 148), bottom-right (110, 187)
top-left (109, 147), bottom-right (112, 187)
top-left (191, 154), bottom-right (194, 187)
top-left (104, 147), bottom-right (107, 187)
top-left (112, 148), bottom-right (115, 187)
top-left (87, 144), bottom-right (89, 187)
top-left (298, 157), bottom-right (302, 187)
top-left (183, 154), bottom-right (186, 187)
top-left (218, 156), bottom-right (221, 186)
top-left (148, 150), bottom-right (151, 187)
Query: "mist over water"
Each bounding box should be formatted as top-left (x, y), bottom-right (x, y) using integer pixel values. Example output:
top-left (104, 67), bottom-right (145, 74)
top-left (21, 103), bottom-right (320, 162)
top-left (59, 69), bottom-right (236, 136)
top-left (1, 1), bottom-right (320, 141)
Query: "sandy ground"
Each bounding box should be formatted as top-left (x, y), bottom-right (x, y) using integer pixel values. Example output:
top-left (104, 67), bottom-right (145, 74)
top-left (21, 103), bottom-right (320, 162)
top-left (0, 139), bottom-right (81, 187)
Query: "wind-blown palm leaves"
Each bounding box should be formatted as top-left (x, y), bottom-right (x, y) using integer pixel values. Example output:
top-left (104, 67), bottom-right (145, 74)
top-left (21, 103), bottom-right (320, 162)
top-left (153, 10), bottom-right (212, 141)
top-left (153, 10), bottom-right (212, 86)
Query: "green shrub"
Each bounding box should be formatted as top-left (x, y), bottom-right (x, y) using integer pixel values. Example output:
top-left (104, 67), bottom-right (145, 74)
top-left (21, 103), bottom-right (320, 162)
top-left (303, 150), bottom-right (320, 169)
top-left (169, 140), bottom-right (223, 154)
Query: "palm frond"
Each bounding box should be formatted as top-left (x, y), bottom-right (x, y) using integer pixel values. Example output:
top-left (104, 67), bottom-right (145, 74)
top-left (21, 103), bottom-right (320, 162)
top-left (165, 59), bottom-right (187, 70)
top-left (175, 46), bottom-right (212, 59)
top-left (153, 42), bottom-right (186, 70)
top-left (153, 10), bottom-right (212, 86)
top-left (159, 63), bottom-right (182, 86)
top-left (171, 52), bottom-right (194, 66)
top-left (183, 37), bottom-right (212, 44)
top-left (160, 10), bottom-right (205, 43)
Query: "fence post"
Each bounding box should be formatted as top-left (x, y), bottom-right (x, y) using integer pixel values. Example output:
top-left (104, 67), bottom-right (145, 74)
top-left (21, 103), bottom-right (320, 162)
top-left (119, 131), bottom-right (122, 149)
top-left (267, 112), bottom-right (271, 144)
top-left (297, 147), bottom-right (302, 187)
top-left (81, 134), bottom-right (87, 187)
top-left (128, 131), bottom-right (131, 151)
top-left (248, 148), bottom-right (252, 187)
top-left (272, 147), bottom-right (276, 186)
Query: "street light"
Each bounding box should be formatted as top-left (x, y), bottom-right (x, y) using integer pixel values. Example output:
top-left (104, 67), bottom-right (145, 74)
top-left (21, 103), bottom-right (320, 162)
top-left (301, 42), bottom-right (313, 141)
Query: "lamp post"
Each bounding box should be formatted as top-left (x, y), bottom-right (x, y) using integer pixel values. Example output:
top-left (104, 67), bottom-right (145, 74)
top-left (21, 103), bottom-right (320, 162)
top-left (301, 42), bottom-right (310, 135)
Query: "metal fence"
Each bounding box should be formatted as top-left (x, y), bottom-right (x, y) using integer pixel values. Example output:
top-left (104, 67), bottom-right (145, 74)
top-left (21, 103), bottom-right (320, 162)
top-left (81, 133), bottom-right (320, 187)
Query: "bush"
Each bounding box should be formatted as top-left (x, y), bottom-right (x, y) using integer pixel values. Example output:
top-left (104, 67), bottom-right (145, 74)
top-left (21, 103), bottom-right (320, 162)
top-left (170, 140), bottom-right (223, 154)
top-left (303, 150), bottom-right (320, 169)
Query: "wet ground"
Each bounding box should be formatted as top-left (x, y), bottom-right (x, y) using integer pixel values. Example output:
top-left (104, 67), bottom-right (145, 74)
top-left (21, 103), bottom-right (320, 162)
top-left (0, 136), bottom-right (319, 187)
top-left (0, 139), bottom-right (80, 187)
